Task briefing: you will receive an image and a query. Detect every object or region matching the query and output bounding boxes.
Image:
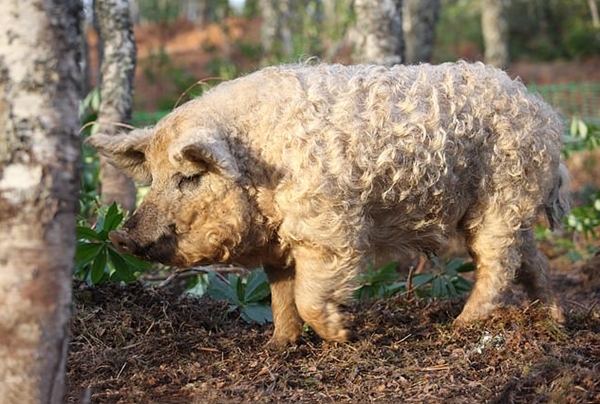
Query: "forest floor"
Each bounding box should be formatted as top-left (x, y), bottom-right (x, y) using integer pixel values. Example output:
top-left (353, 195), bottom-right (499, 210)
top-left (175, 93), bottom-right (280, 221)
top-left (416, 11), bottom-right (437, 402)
top-left (67, 249), bottom-right (599, 404)
top-left (71, 19), bottom-right (600, 404)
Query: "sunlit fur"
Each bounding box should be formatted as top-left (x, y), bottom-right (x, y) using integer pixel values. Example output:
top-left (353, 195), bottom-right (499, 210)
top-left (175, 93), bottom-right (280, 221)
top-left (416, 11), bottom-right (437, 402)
top-left (89, 61), bottom-right (570, 346)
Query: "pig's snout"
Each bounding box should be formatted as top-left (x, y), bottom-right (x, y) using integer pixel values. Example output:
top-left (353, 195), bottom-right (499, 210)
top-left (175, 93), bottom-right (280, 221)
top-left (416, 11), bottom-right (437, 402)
top-left (107, 225), bottom-right (179, 265)
top-left (109, 230), bottom-right (138, 255)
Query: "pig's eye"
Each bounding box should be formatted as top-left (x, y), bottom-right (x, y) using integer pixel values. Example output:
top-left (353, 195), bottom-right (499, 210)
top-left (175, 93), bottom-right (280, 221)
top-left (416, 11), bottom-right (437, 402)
top-left (177, 174), bottom-right (202, 190)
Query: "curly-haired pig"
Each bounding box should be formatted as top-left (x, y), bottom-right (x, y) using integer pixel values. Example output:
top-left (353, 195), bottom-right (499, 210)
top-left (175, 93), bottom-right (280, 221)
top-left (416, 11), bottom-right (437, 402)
top-left (88, 62), bottom-right (570, 347)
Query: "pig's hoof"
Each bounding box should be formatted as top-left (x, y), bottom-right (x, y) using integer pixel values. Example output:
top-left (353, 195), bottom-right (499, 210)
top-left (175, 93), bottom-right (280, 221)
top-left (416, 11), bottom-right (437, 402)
top-left (296, 301), bottom-right (353, 343)
top-left (266, 332), bottom-right (301, 350)
top-left (454, 300), bottom-right (496, 327)
top-left (549, 302), bottom-right (566, 324)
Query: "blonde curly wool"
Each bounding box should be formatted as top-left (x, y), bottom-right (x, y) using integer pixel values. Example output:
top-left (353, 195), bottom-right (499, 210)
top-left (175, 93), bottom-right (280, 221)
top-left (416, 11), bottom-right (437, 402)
top-left (89, 61), bottom-right (569, 346)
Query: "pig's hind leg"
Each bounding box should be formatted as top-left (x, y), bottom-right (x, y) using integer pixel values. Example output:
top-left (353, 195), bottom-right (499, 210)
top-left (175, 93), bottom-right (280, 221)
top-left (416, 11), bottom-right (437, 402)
top-left (515, 229), bottom-right (564, 322)
top-left (455, 206), bottom-right (523, 325)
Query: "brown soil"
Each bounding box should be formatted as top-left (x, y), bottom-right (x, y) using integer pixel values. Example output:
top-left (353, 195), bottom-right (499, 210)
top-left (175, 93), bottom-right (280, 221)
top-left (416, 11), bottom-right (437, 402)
top-left (67, 251), bottom-right (600, 404)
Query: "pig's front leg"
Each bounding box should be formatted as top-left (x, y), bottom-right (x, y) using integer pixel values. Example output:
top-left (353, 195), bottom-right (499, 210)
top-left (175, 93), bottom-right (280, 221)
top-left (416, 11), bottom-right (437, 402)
top-left (264, 265), bottom-right (304, 348)
top-left (291, 245), bottom-right (355, 343)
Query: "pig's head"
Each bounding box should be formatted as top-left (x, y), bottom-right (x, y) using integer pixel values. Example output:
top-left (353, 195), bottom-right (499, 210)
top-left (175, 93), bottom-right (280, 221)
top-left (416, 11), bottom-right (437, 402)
top-left (87, 125), bottom-right (260, 267)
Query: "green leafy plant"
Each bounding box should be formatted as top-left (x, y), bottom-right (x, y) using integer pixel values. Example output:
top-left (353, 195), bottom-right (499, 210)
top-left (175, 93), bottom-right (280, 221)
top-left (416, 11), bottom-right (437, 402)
top-left (207, 270), bottom-right (272, 324)
top-left (411, 258), bottom-right (474, 298)
top-left (356, 258), bottom-right (473, 300)
top-left (356, 262), bottom-right (406, 300)
top-left (562, 117), bottom-right (600, 158)
top-left (78, 88), bottom-right (102, 219)
top-left (561, 118), bottom-right (600, 239)
top-left (566, 192), bottom-right (600, 239)
top-left (75, 203), bottom-right (151, 284)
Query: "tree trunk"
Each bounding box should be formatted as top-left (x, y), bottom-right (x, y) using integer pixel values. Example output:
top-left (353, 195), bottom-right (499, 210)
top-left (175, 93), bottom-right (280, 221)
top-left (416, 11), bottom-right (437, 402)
top-left (94, 0), bottom-right (138, 212)
top-left (589, 0), bottom-right (600, 28)
top-left (403, 0), bottom-right (440, 64)
top-left (352, 0), bottom-right (404, 66)
top-left (259, 0), bottom-right (294, 61)
top-left (481, 0), bottom-right (509, 68)
top-left (0, 1), bottom-right (82, 403)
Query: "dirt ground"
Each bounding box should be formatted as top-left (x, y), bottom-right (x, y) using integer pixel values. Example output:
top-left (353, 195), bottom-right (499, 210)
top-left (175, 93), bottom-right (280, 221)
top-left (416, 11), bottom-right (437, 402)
top-left (67, 250), bottom-right (599, 404)
top-left (71, 20), bottom-right (600, 404)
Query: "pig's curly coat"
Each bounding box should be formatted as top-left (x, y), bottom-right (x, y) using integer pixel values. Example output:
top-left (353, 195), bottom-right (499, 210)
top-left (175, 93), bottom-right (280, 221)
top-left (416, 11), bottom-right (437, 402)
top-left (91, 61), bottom-right (569, 345)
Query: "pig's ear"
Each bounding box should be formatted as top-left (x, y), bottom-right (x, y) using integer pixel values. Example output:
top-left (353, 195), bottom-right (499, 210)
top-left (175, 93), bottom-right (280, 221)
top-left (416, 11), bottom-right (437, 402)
top-left (85, 128), bottom-right (153, 184)
top-left (169, 130), bottom-right (241, 180)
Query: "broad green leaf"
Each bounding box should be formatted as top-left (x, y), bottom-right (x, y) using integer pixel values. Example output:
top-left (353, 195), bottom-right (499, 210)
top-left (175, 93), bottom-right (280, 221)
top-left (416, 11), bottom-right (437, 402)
top-left (455, 261), bottom-right (475, 273)
top-left (90, 247), bottom-right (108, 284)
top-left (75, 242), bottom-right (104, 266)
top-left (432, 277), bottom-right (445, 297)
top-left (76, 226), bottom-right (101, 241)
top-left (445, 278), bottom-right (458, 296)
top-left (233, 274), bottom-right (245, 302)
top-left (444, 258), bottom-right (462, 276)
top-left (107, 248), bottom-right (137, 282)
top-left (207, 273), bottom-right (241, 304)
top-left (244, 270), bottom-right (271, 303)
top-left (108, 245), bottom-right (151, 270)
top-left (411, 273), bottom-right (435, 289)
top-left (578, 119), bottom-right (588, 139)
top-left (386, 281), bottom-right (407, 296)
top-left (241, 303), bottom-right (273, 324)
top-left (103, 203), bottom-right (124, 232)
top-left (453, 276), bottom-right (472, 292)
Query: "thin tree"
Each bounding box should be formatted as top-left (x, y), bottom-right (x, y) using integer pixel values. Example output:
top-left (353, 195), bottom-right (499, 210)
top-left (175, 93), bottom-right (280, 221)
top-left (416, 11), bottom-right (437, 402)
top-left (403, 0), bottom-right (440, 64)
top-left (94, 0), bottom-right (138, 212)
top-left (589, 0), bottom-right (599, 28)
top-left (481, 0), bottom-right (509, 68)
top-left (0, 1), bottom-right (82, 403)
top-left (259, 0), bottom-right (294, 61)
top-left (352, 0), bottom-right (404, 66)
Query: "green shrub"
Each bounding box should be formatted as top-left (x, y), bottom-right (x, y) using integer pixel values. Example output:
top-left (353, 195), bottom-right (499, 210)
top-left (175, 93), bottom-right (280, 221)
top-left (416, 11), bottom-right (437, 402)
top-left (75, 203), bottom-right (151, 284)
top-left (356, 258), bottom-right (473, 300)
top-left (207, 270), bottom-right (273, 324)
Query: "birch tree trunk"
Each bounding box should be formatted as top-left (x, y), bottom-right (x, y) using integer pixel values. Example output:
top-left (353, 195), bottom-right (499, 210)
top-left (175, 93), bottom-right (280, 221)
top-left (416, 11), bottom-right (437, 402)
top-left (352, 0), bottom-right (404, 66)
top-left (94, 0), bottom-right (138, 212)
top-left (403, 0), bottom-right (440, 64)
top-left (0, 1), bottom-right (82, 403)
top-left (481, 0), bottom-right (509, 68)
top-left (259, 0), bottom-right (294, 61)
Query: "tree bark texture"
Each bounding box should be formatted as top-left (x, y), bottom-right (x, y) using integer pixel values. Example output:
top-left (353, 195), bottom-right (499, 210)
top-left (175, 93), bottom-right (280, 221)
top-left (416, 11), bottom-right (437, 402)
top-left (0, 1), bottom-right (82, 403)
top-left (94, 0), bottom-right (138, 212)
top-left (352, 0), bottom-right (404, 66)
top-left (481, 0), bottom-right (509, 68)
top-left (259, 0), bottom-right (294, 61)
top-left (403, 0), bottom-right (440, 64)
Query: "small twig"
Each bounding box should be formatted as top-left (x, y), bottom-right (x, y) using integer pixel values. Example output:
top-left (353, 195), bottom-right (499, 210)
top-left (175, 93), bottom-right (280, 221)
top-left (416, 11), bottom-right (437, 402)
top-left (157, 265), bottom-right (249, 288)
top-left (406, 264), bottom-right (415, 299)
top-left (79, 120), bottom-right (135, 134)
top-left (197, 347), bottom-right (221, 353)
top-left (406, 254), bottom-right (428, 298)
top-left (174, 76), bottom-right (227, 108)
top-left (585, 300), bottom-right (598, 319)
top-left (115, 362), bottom-right (127, 379)
top-left (415, 254), bottom-right (427, 274)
